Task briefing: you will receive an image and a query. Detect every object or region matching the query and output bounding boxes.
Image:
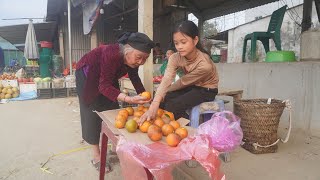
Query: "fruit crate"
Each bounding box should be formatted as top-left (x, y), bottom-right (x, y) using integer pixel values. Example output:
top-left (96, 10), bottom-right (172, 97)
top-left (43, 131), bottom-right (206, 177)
top-left (65, 81), bottom-right (76, 88)
top-left (52, 88), bottom-right (67, 98)
top-left (52, 81), bottom-right (65, 89)
top-left (36, 82), bottom-right (51, 89)
top-left (67, 88), bottom-right (77, 97)
top-left (37, 88), bottom-right (52, 99)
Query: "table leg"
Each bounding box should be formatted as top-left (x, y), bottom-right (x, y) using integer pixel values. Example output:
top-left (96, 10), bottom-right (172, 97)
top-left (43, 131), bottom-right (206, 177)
top-left (100, 132), bottom-right (108, 180)
top-left (144, 167), bottom-right (154, 180)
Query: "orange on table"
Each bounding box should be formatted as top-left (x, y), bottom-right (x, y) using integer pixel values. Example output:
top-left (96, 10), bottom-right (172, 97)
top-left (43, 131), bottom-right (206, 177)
top-left (175, 127), bottom-right (188, 139)
top-left (125, 107), bottom-right (134, 116)
top-left (139, 121), bottom-right (152, 133)
top-left (164, 111), bottom-right (175, 121)
top-left (166, 133), bottom-right (181, 147)
top-left (154, 118), bottom-right (165, 128)
top-left (161, 115), bottom-right (171, 124)
top-left (169, 120), bottom-right (180, 130)
top-left (115, 119), bottom-right (125, 129)
top-left (132, 116), bottom-right (140, 123)
top-left (137, 105), bottom-right (145, 111)
top-left (118, 109), bottom-right (129, 119)
top-left (161, 124), bottom-right (174, 136)
top-left (125, 119), bottom-right (138, 133)
top-left (142, 107), bottom-right (149, 113)
top-left (133, 110), bottom-right (144, 118)
top-left (157, 109), bottom-right (164, 117)
top-left (147, 125), bottom-right (163, 141)
top-left (115, 114), bottom-right (127, 122)
top-left (140, 91), bottom-right (151, 100)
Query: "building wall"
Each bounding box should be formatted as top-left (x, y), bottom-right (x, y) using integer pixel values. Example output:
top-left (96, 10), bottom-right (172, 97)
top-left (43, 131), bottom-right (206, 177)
top-left (59, 14), bottom-right (91, 66)
top-left (228, 4), bottom-right (319, 63)
top-left (216, 62), bottom-right (320, 137)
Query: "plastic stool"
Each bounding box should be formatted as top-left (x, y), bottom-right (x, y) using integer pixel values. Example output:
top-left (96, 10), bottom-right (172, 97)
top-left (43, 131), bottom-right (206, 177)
top-left (189, 99), bottom-right (225, 128)
top-left (188, 99), bottom-right (231, 163)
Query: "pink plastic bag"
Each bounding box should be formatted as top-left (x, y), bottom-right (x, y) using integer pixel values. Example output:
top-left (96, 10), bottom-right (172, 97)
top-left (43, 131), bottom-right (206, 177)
top-left (197, 111), bottom-right (243, 152)
top-left (116, 111), bottom-right (242, 180)
top-left (116, 135), bottom-right (225, 180)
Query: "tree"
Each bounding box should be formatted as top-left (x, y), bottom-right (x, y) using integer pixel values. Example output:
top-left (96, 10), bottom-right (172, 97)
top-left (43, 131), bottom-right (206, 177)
top-left (203, 21), bottom-right (218, 38)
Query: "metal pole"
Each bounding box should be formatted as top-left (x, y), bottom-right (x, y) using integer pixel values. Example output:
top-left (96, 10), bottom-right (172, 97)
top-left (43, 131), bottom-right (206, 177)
top-left (301, 0), bottom-right (313, 33)
top-left (68, 0), bottom-right (72, 75)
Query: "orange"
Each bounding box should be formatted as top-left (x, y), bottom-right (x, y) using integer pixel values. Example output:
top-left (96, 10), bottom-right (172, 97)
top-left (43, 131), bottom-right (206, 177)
top-left (166, 133), bottom-right (181, 147)
top-left (147, 125), bottom-right (163, 141)
top-left (115, 114), bottom-right (127, 122)
top-left (154, 118), bottom-right (165, 128)
top-left (133, 110), bottom-right (144, 118)
top-left (140, 91), bottom-right (151, 100)
top-left (169, 121), bottom-right (180, 130)
top-left (139, 121), bottom-right (152, 133)
top-left (164, 111), bottom-right (175, 121)
top-left (157, 109), bottom-right (164, 117)
top-left (142, 107), bottom-right (149, 113)
top-left (115, 119), bottom-right (125, 129)
top-left (161, 124), bottom-right (175, 136)
top-left (175, 127), bottom-right (188, 139)
top-left (137, 105), bottom-right (145, 111)
top-left (125, 107), bottom-right (134, 116)
top-left (125, 119), bottom-right (138, 133)
top-left (161, 115), bottom-right (171, 124)
top-left (132, 116), bottom-right (140, 123)
top-left (118, 109), bottom-right (129, 119)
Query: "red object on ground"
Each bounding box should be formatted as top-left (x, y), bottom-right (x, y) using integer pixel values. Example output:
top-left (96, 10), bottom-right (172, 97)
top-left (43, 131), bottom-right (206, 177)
top-left (220, 49), bottom-right (228, 63)
top-left (40, 41), bottom-right (53, 48)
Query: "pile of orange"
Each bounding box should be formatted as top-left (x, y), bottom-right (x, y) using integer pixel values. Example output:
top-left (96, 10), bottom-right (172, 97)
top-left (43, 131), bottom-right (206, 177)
top-left (114, 105), bottom-right (188, 147)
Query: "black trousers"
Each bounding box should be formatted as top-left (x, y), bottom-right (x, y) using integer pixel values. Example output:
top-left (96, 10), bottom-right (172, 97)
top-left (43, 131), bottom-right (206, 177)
top-left (160, 86), bottom-right (218, 119)
top-left (76, 69), bottom-right (119, 145)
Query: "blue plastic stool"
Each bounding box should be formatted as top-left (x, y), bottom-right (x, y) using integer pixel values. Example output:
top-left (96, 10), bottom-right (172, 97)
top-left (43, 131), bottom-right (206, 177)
top-left (189, 99), bottom-right (225, 128)
top-left (188, 98), bottom-right (231, 162)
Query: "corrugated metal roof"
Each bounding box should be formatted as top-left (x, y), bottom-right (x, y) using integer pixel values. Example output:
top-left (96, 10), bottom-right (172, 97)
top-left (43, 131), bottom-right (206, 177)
top-left (0, 22), bottom-right (57, 50)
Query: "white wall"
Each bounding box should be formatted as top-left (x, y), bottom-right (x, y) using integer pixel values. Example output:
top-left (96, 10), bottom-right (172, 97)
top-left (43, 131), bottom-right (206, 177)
top-left (228, 4), bottom-right (319, 63)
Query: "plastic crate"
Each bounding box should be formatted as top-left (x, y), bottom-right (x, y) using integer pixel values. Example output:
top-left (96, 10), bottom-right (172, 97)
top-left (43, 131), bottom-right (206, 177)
top-left (65, 81), bottom-right (76, 88)
top-left (52, 81), bottom-right (65, 89)
top-left (52, 88), bottom-right (67, 98)
top-left (36, 82), bottom-right (51, 89)
top-left (37, 89), bottom-right (52, 99)
top-left (67, 88), bottom-right (77, 97)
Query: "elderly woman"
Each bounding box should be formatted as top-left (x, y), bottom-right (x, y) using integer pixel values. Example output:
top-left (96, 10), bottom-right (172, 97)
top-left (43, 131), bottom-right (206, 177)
top-left (75, 32), bottom-right (154, 171)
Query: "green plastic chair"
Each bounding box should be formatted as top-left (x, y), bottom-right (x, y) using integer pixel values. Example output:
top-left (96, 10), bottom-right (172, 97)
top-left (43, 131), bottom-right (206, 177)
top-left (242, 5), bottom-right (287, 62)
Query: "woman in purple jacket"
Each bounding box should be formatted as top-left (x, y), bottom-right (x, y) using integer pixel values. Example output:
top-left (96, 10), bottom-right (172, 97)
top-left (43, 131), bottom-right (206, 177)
top-left (76, 32), bottom-right (154, 171)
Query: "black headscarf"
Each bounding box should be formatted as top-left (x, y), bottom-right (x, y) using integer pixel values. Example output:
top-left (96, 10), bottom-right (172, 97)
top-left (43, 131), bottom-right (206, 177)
top-left (117, 32), bottom-right (155, 54)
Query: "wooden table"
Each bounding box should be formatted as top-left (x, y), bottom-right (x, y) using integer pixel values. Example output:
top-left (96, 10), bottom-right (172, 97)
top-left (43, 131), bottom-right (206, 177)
top-left (96, 109), bottom-right (196, 180)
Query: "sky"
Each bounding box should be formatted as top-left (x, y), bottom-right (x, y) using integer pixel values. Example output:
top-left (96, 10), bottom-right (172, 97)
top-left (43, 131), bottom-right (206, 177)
top-left (0, 0), bottom-right (47, 26)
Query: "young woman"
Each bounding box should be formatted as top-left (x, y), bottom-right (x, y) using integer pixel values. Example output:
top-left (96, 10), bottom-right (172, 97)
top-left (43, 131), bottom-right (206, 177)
top-left (139, 20), bottom-right (219, 124)
top-left (76, 32), bottom-right (154, 171)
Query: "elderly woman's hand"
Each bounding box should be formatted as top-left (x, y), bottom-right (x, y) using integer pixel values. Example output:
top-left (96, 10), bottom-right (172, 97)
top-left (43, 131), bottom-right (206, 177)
top-left (138, 102), bottom-right (159, 126)
top-left (127, 95), bottom-right (150, 104)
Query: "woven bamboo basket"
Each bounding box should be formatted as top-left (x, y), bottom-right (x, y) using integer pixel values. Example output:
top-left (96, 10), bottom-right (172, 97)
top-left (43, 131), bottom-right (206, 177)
top-left (234, 99), bottom-right (285, 154)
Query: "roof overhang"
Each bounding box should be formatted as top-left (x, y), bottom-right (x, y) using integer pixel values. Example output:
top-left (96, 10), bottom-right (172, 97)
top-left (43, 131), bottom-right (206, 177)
top-left (0, 22), bottom-right (57, 51)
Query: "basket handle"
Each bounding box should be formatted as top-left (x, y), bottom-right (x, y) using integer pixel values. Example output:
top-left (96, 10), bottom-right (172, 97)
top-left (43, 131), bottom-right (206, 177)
top-left (252, 100), bottom-right (292, 150)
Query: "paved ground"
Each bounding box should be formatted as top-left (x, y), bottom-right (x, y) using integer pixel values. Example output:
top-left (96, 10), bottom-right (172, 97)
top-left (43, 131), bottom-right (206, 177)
top-left (0, 98), bottom-right (319, 180)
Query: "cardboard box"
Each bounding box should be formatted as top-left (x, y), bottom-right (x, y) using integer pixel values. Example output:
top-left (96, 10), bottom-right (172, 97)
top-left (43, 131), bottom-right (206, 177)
top-left (19, 83), bottom-right (37, 93)
top-left (96, 108), bottom-right (196, 145)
